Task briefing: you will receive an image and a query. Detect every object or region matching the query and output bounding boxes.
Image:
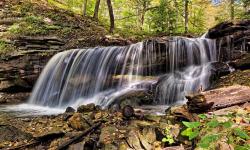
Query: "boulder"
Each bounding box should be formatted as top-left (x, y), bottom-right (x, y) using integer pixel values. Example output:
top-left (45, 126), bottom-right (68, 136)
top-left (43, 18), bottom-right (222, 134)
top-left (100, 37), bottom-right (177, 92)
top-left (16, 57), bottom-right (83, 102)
top-left (169, 106), bottom-right (198, 122)
top-left (186, 93), bottom-right (214, 113)
top-left (210, 62), bottom-right (231, 80)
top-left (65, 107), bottom-right (75, 113)
top-left (122, 105), bottom-right (135, 119)
top-left (110, 90), bottom-right (154, 108)
top-left (67, 113), bottom-right (90, 130)
top-left (77, 103), bottom-right (96, 113)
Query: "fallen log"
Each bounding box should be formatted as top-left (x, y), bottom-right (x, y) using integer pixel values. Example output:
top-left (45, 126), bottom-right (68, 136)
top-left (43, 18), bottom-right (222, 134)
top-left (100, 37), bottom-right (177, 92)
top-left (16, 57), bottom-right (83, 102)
top-left (203, 85), bottom-right (250, 110)
top-left (8, 131), bottom-right (65, 150)
top-left (56, 122), bottom-right (102, 150)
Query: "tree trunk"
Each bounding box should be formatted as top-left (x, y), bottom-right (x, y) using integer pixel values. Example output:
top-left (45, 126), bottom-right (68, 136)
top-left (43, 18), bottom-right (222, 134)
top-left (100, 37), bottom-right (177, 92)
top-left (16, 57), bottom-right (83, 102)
top-left (83, 0), bottom-right (87, 16)
top-left (230, 0), bottom-right (234, 21)
top-left (184, 0), bottom-right (189, 34)
top-left (93, 0), bottom-right (101, 20)
top-left (140, 1), bottom-right (147, 30)
top-left (106, 0), bottom-right (115, 33)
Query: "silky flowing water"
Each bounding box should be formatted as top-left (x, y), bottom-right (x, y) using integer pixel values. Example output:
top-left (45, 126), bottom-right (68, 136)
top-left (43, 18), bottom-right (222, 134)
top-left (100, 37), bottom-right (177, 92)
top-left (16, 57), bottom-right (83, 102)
top-left (1, 37), bottom-right (219, 115)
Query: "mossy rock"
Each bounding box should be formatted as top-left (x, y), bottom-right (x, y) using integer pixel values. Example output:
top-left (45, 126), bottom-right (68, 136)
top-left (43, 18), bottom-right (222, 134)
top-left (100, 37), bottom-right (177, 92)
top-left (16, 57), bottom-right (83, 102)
top-left (0, 125), bottom-right (32, 142)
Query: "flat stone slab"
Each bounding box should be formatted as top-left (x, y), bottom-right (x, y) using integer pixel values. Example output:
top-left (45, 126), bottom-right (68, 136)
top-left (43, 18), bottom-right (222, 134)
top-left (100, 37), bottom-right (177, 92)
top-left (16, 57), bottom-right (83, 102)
top-left (202, 85), bottom-right (250, 109)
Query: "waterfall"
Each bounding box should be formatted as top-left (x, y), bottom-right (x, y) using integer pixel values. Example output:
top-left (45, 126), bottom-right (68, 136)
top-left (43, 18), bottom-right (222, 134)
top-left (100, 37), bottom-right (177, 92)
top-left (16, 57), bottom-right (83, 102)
top-left (28, 37), bottom-right (217, 108)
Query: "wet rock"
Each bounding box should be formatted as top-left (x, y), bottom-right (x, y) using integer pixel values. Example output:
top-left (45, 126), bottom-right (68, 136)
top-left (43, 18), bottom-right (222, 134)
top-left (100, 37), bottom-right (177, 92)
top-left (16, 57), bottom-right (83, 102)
top-left (0, 125), bottom-right (32, 142)
top-left (77, 103), bottom-right (96, 113)
top-left (62, 113), bottom-right (73, 121)
top-left (229, 53), bottom-right (250, 70)
top-left (110, 90), bottom-right (154, 108)
top-left (65, 107), bottom-right (75, 113)
top-left (210, 62), bottom-right (231, 80)
top-left (122, 105), bottom-right (135, 118)
top-left (109, 103), bottom-right (121, 113)
top-left (67, 113), bottom-right (90, 130)
top-left (186, 93), bottom-right (214, 113)
top-left (169, 106), bottom-right (198, 122)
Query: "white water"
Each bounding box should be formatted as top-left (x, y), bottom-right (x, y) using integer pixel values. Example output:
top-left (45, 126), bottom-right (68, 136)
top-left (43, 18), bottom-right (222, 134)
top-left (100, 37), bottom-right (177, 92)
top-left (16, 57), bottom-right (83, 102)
top-left (1, 37), bottom-right (218, 115)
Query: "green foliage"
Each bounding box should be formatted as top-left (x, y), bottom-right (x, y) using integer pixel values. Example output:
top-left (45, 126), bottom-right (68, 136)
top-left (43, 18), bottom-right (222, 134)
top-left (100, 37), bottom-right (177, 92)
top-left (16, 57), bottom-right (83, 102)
top-left (162, 126), bottom-right (175, 145)
top-left (0, 40), bottom-right (15, 57)
top-left (162, 136), bottom-right (175, 144)
top-left (181, 128), bottom-right (199, 140)
top-left (222, 121), bottom-right (233, 128)
top-left (180, 114), bottom-right (250, 149)
top-left (8, 15), bottom-right (62, 36)
top-left (0, 40), bottom-right (7, 52)
top-left (234, 128), bottom-right (250, 140)
top-left (182, 121), bottom-right (201, 128)
top-left (46, 0), bottom-right (249, 36)
top-left (207, 119), bottom-right (219, 128)
top-left (181, 121), bottom-right (201, 140)
top-left (235, 144), bottom-right (250, 150)
top-left (198, 134), bottom-right (220, 148)
top-left (198, 114), bottom-right (207, 119)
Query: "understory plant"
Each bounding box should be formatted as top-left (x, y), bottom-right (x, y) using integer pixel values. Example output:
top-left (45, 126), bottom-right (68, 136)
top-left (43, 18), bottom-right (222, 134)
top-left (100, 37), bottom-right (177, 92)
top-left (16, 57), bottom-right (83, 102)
top-left (163, 112), bottom-right (250, 149)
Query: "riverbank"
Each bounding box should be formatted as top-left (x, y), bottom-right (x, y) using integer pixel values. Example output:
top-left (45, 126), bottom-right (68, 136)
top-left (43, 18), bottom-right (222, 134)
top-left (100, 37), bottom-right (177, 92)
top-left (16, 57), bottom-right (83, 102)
top-left (0, 84), bottom-right (249, 149)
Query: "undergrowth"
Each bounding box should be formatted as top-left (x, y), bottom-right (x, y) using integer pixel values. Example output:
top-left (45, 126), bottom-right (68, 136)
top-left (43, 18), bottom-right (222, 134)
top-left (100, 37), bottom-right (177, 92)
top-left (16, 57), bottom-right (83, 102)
top-left (162, 112), bottom-right (250, 149)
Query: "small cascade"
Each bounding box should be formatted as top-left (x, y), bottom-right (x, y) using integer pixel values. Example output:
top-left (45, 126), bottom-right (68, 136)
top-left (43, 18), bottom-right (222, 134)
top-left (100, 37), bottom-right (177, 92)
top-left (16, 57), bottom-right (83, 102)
top-left (29, 37), bottom-right (217, 108)
top-left (155, 37), bottom-right (217, 104)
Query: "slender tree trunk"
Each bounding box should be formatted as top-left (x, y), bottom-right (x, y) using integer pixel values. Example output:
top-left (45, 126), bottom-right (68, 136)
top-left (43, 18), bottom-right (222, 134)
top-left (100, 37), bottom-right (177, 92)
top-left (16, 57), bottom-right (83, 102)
top-left (184, 0), bottom-right (189, 34)
top-left (140, 1), bottom-right (147, 30)
top-left (140, 10), bottom-right (145, 30)
top-left (83, 0), bottom-right (88, 16)
top-left (106, 0), bottom-right (115, 33)
top-left (93, 0), bottom-right (101, 20)
top-left (174, 0), bottom-right (179, 30)
top-left (230, 0), bottom-right (234, 21)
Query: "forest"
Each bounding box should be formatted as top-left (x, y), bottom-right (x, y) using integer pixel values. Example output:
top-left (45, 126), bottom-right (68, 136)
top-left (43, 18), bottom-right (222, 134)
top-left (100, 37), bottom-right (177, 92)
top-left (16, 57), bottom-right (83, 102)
top-left (0, 0), bottom-right (249, 150)
top-left (47, 0), bottom-right (249, 35)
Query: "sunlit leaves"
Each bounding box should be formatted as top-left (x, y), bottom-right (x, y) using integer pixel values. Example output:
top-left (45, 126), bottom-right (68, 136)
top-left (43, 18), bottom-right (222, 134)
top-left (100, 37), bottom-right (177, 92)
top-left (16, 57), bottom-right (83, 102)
top-left (198, 114), bottom-right (207, 119)
top-left (222, 121), bottom-right (233, 128)
top-left (181, 121), bottom-right (201, 140)
top-left (234, 128), bottom-right (250, 140)
top-left (181, 128), bottom-right (200, 140)
top-left (198, 134), bottom-right (220, 148)
top-left (207, 119), bottom-right (219, 128)
top-left (182, 121), bottom-right (201, 128)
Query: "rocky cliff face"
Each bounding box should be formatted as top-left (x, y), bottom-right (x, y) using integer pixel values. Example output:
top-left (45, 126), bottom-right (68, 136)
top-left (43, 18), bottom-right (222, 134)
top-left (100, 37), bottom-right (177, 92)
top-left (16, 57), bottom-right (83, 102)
top-left (0, 50), bottom-right (58, 103)
top-left (206, 20), bottom-right (250, 61)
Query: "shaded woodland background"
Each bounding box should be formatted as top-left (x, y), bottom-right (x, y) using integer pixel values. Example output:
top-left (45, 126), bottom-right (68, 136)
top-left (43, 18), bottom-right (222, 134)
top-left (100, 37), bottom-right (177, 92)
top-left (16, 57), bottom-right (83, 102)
top-left (47, 0), bottom-right (249, 36)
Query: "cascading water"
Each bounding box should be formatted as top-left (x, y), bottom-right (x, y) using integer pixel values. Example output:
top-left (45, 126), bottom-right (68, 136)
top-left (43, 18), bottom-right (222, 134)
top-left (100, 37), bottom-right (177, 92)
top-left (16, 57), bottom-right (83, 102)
top-left (28, 36), bottom-right (217, 109)
top-left (155, 37), bottom-right (217, 104)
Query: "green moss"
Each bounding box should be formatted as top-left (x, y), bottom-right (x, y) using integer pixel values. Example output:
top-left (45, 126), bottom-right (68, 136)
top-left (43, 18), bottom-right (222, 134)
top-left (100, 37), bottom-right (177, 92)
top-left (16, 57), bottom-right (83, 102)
top-left (0, 40), bottom-right (15, 58)
top-left (7, 15), bottom-right (62, 36)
